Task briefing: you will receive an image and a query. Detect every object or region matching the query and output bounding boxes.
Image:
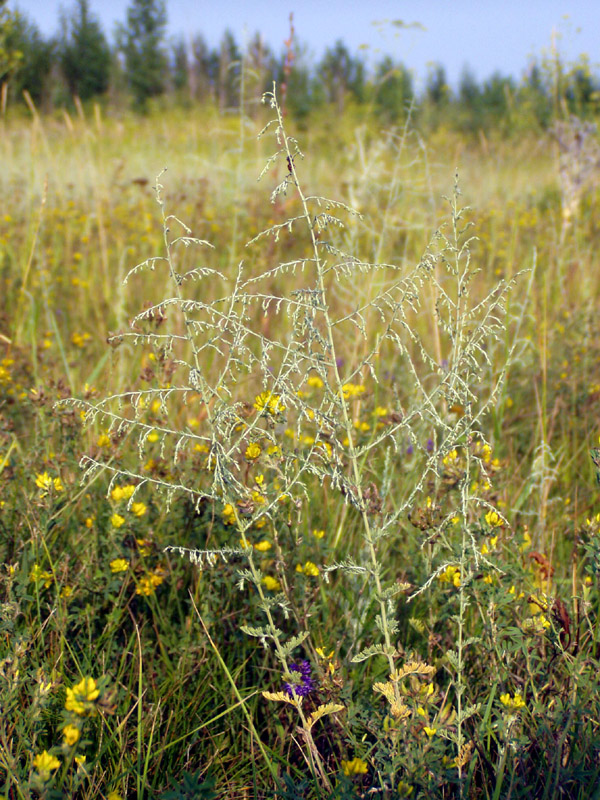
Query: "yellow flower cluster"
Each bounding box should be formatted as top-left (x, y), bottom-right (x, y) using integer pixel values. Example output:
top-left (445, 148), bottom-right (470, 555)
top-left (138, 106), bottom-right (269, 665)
top-left (0, 358), bottom-right (13, 384)
top-left (135, 568), bottom-right (165, 595)
top-left (262, 575), bottom-right (281, 591)
top-left (65, 676), bottom-right (100, 716)
top-left (500, 692), bottom-right (526, 710)
top-left (245, 441), bottom-right (262, 460)
top-left (71, 331), bottom-right (91, 348)
top-left (342, 383), bottom-right (366, 400)
top-left (222, 503), bottom-right (236, 525)
top-left (341, 756), bottom-right (368, 776)
top-left (33, 750), bottom-right (60, 780)
top-left (34, 471), bottom-right (65, 495)
top-left (110, 484), bottom-right (136, 502)
top-left (442, 449), bottom-right (459, 466)
top-left (296, 561), bottom-right (319, 577)
top-left (63, 723), bottom-right (81, 746)
top-left (109, 485), bottom-right (147, 529)
top-left (29, 564), bottom-right (54, 588)
top-left (480, 535), bottom-right (498, 555)
top-left (253, 391), bottom-right (285, 415)
top-left (485, 509), bottom-right (503, 528)
top-left (438, 565), bottom-right (461, 587)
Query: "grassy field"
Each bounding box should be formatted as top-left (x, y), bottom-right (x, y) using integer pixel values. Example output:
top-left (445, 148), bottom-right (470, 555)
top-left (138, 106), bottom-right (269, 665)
top-left (1, 94), bottom-right (600, 799)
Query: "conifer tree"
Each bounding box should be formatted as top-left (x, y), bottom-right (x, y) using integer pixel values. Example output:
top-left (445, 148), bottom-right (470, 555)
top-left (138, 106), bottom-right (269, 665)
top-left (374, 57), bottom-right (413, 122)
top-left (59, 0), bottom-right (110, 101)
top-left (7, 12), bottom-right (53, 105)
top-left (120, 0), bottom-right (167, 109)
top-left (0, 0), bottom-right (24, 86)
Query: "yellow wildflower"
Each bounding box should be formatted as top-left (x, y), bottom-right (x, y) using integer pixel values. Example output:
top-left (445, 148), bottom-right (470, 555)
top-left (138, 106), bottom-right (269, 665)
top-left (111, 485), bottom-right (136, 502)
top-left (500, 692), bottom-right (526, 710)
top-left (63, 724), bottom-right (81, 746)
top-left (65, 677), bottom-right (99, 716)
top-left (296, 561), bottom-right (319, 577)
top-left (438, 565), bottom-right (461, 587)
top-left (110, 558), bottom-right (129, 573)
top-left (222, 503), bottom-right (236, 525)
top-left (33, 751), bottom-right (60, 778)
top-left (423, 726), bottom-right (437, 738)
top-left (254, 540), bottom-right (272, 552)
top-left (342, 383), bottom-right (366, 400)
top-left (130, 502), bottom-right (147, 517)
top-left (341, 757), bottom-right (368, 776)
top-left (29, 564), bottom-right (53, 588)
top-left (97, 433), bottom-right (111, 447)
top-left (485, 509), bottom-right (503, 528)
top-left (254, 391), bottom-right (285, 415)
top-left (135, 576), bottom-right (154, 595)
top-left (0, 364), bottom-right (12, 384)
top-left (442, 449), bottom-right (458, 465)
top-left (519, 529), bottom-right (532, 552)
top-left (110, 513), bottom-right (125, 528)
top-left (312, 528), bottom-right (325, 539)
top-left (35, 472), bottom-right (64, 494)
top-left (262, 575), bottom-right (281, 591)
top-left (149, 568), bottom-right (165, 588)
top-left (245, 442), bottom-right (262, 460)
top-left (307, 375), bottom-right (324, 388)
top-left (71, 332), bottom-right (90, 348)
top-left (136, 538), bottom-right (152, 556)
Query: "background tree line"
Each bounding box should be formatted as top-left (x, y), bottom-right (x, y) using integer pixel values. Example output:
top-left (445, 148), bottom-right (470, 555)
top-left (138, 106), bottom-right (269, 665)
top-left (1, 0), bottom-right (599, 132)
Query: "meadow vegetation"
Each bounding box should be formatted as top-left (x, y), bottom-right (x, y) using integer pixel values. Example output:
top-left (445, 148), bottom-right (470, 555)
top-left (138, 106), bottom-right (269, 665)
top-left (1, 73), bottom-right (600, 800)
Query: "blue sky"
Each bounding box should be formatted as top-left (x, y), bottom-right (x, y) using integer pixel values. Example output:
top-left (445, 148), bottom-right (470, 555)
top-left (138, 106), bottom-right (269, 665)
top-left (10, 0), bottom-right (599, 87)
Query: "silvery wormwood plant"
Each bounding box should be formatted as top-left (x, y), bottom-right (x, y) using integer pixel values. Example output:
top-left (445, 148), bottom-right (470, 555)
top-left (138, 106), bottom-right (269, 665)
top-left (58, 85), bottom-right (527, 792)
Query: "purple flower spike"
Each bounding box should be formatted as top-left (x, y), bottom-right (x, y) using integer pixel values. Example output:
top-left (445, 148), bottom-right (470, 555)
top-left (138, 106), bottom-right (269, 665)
top-left (406, 443), bottom-right (414, 456)
top-left (283, 660), bottom-right (317, 698)
top-left (426, 438), bottom-right (434, 453)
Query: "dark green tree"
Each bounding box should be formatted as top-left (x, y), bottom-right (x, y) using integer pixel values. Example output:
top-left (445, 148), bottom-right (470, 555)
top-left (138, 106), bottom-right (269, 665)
top-left (458, 67), bottom-right (480, 108)
top-left (318, 40), bottom-right (364, 112)
top-left (457, 66), bottom-right (482, 131)
top-left (480, 72), bottom-right (514, 130)
top-left (420, 62), bottom-right (451, 130)
top-left (5, 12), bottom-right (53, 105)
top-left (217, 30), bottom-right (240, 110)
top-left (190, 34), bottom-right (218, 103)
top-left (171, 37), bottom-right (189, 94)
top-left (243, 32), bottom-right (274, 112)
top-left (516, 62), bottom-right (551, 129)
top-left (0, 0), bottom-right (23, 86)
top-left (373, 56), bottom-right (413, 122)
top-left (565, 58), bottom-right (599, 115)
top-left (59, 0), bottom-right (110, 101)
top-left (425, 63), bottom-right (450, 107)
top-left (119, 0), bottom-right (167, 109)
